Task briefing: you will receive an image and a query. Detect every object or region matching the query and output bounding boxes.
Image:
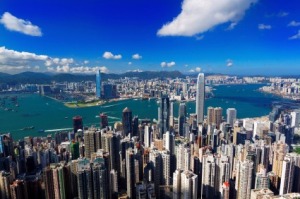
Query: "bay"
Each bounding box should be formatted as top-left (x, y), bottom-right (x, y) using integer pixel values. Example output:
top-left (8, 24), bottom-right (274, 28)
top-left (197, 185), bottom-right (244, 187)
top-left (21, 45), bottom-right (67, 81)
top-left (0, 84), bottom-right (290, 140)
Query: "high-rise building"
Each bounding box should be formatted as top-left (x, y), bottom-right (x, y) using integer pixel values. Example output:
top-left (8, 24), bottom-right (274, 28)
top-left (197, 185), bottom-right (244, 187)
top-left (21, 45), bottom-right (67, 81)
top-left (100, 113), bottom-right (108, 129)
top-left (291, 110), bottom-right (300, 127)
top-left (126, 148), bottom-right (135, 199)
top-left (10, 180), bottom-right (27, 199)
top-left (132, 116), bottom-right (139, 137)
top-left (201, 153), bottom-right (216, 199)
top-left (122, 107), bottom-right (133, 137)
top-left (149, 149), bottom-right (162, 196)
top-left (84, 128), bottom-right (98, 159)
top-left (214, 107), bottom-right (223, 129)
top-left (178, 102), bottom-right (187, 136)
top-left (0, 171), bottom-right (12, 199)
top-left (181, 170), bottom-right (198, 199)
top-left (279, 155), bottom-right (295, 195)
top-left (236, 160), bottom-right (253, 199)
top-left (158, 94), bottom-right (170, 138)
top-left (227, 108), bottom-right (237, 127)
top-left (70, 140), bottom-right (79, 160)
top-left (169, 101), bottom-right (174, 127)
top-left (196, 73), bottom-right (205, 124)
top-left (255, 166), bottom-right (270, 189)
top-left (161, 150), bottom-right (171, 186)
top-left (96, 70), bottom-right (102, 98)
top-left (173, 169), bottom-right (183, 199)
top-left (73, 116), bottom-right (83, 133)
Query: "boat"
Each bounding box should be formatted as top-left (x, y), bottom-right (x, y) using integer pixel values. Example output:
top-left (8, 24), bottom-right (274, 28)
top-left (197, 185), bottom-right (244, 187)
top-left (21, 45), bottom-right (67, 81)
top-left (38, 129), bottom-right (45, 133)
top-left (22, 126), bottom-right (35, 130)
top-left (65, 117), bottom-right (69, 119)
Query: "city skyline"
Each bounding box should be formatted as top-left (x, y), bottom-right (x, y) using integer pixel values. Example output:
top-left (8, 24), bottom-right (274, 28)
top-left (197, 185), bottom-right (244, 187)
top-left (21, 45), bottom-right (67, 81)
top-left (0, 0), bottom-right (300, 75)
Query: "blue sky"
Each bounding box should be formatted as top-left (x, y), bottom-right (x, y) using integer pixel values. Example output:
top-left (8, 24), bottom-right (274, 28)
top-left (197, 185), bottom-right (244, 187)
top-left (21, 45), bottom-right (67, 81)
top-left (0, 0), bottom-right (300, 75)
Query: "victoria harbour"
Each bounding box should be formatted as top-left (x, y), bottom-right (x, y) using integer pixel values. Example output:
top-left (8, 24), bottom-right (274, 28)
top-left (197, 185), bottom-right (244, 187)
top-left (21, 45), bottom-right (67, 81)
top-left (0, 84), bottom-right (289, 140)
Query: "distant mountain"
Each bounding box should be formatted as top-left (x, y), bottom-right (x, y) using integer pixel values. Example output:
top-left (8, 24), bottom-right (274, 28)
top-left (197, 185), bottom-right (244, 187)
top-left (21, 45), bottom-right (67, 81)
top-left (0, 70), bottom-right (186, 85)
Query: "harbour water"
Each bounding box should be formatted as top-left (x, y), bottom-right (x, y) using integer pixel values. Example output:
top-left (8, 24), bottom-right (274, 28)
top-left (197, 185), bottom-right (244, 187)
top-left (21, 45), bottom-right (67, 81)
top-left (0, 84), bottom-right (292, 140)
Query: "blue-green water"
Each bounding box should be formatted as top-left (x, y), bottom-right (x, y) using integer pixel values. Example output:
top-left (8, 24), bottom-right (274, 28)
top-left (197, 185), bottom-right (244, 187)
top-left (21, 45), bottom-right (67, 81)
top-left (0, 84), bottom-right (290, 140)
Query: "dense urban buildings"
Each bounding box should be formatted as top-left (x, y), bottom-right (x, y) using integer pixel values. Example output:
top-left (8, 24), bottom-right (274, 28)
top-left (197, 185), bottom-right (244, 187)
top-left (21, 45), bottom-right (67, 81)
top-left (1, 73), bottom-right (300, 199)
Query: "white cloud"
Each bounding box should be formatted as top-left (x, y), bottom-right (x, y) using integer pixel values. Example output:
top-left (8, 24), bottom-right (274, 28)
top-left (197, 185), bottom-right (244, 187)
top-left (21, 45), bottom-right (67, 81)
top-left (103, 51), bottom-right (122, 60)
top-left (0, 46), bottom-right (48, 67)
top-left (157, 0), bottom-right (256, 36)
top-left (195, 67), bottom-right (201, 72)
top-left (226, 22), bottom-right (237, 30)
top-left (188, 67), bottom-right (201, 73)
top-left (127, 69), bottom-right (143, 72)
top-left (70, 66), bottom-right (109, 74)
top-left (195, 35), bottom-right (204, 40)
top-left (289, 30), bottom-right (300, 40)
top-left (128, 62), bottom-right (132, 65)
top-left (258, 24), bottom-right (271, 30)
top-left (132, 53), bottom-right (142, 60)
top-left (0, 12), bottom-right (42, 36)
top-left (84, 60), bottom-right (89, 64)
top-left (227, 59), bottom-right (233, 67)
top-left (161, 61), bottom-right (176, 67)
top-left (278, 11), bottom-right (289, 17)
top-left (288, 21), bottom-right (300, 27)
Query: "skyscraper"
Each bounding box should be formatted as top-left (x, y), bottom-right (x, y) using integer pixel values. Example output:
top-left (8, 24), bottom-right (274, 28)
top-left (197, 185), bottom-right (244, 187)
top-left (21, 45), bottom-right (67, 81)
top-left (196, 73), bottom-right (205, 124)
top-left (73, 116), bottom-right (83, 133)
top-left (100, 113), bottom-right (108, 129)
top-left (227, 108), bottom-right (237, 127)
top-left (122, 107), bottom-right (133, 137)
top-left (96, 70), bottom-right (102, 98)
top-left (158, 94), bottom-right (170, 138)
top-left (236, 160), bottom-right (253, 199)
top-left (178, 102), bottom-right (187, 136)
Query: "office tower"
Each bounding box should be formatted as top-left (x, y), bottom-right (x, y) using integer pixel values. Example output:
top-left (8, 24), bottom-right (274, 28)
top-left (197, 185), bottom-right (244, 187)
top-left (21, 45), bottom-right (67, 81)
top-left (122, 107), bottom-right (133, 137)
top-left (73, 116), bottom-right (83, 133)
top-left (236, 160), bottom-right (253, 199)
top-left (169, 101), bottom-right (174, 127)
top-left (100, 113), bottom-right (108, 129)
top-left (279, 156), bottom-right (295, 195)
top-left (290, 153), bottom-right (300, 193)
top-left (226, 108), bottom-right (237, 127)
top-left (126, 148), bottom-right (135, 199)
top-left (0, 171), bottom-right (12, 199)
top-left (207, 107), bottom-right (214, 125)
top-left (196, 73), bottom-right (205, 124)
top-left (214, 107), bottom-right (223, 129)
top-left (181, 170), bottom-right (198, 199)
top-left (70, 140), bottom-right (79, 160)
top-left (178, 102), bottom-right (187, 136)
top-left (158, 94), bottom-right (170, 138)
top-left (144, 125), bottom-right (152, 148)
top-left (161, 150), bottom-right (171, 186)
top-left (132, 116), bottom-right (139, 137)
top-left (96, 70), bottom-right (102, 98)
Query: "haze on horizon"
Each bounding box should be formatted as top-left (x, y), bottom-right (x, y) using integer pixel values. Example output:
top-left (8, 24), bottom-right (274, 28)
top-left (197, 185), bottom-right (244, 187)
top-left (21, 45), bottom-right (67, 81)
top-left (0, 0), bottom-right (299, 76)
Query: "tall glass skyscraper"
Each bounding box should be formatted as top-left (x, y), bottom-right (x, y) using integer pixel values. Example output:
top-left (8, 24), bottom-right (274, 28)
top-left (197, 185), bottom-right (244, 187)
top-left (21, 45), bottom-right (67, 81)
top-left (96, 70), bottom-right (102, 98)
top-left (196, 73), bottom-right (205, 124)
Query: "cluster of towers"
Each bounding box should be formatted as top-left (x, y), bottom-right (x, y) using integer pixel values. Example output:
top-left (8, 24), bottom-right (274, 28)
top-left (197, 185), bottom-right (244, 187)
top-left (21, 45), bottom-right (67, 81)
top-left (1, 73), bottom-right (300, 199)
